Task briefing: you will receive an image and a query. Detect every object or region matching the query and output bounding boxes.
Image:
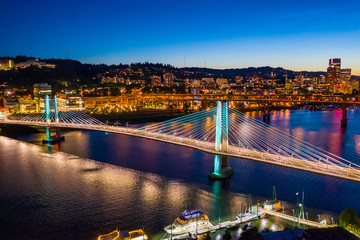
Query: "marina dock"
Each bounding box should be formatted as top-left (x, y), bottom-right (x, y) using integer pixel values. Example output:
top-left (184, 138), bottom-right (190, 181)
top-left (161, 214), bottom-right (260, 240)
top-left (161, 209), bottom-right (332, 240)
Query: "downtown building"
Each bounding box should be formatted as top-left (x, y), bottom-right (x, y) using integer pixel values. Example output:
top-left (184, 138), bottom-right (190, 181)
top-left (33, 83), bottom-right (52, 111)
top-left (326, 58), bottom-right (357, 94)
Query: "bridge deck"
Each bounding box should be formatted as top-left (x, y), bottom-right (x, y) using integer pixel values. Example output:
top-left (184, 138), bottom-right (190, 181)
top-left (3, 119), bottom-right (360, 182)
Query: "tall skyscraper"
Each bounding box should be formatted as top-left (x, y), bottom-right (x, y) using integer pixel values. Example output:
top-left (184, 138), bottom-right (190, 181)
top-left (326, 58), bottom-right (353, 94)
top-left (327, 58), bottom-right (341, 83)
top-left (329, 58), bottom-right (341, 68)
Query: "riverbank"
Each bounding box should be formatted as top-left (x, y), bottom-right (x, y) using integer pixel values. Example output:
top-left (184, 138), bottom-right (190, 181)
top-left (89, 110), bottom-right (189, 124)
top-left (88, 106), bottom-right (301, 124)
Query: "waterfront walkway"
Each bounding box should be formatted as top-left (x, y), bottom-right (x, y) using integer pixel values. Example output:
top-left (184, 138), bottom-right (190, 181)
top-left (261, 209), bottom-right (330, 228)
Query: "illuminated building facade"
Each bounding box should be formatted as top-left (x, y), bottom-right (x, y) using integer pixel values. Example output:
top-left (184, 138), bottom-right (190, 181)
top-left (33, 83), bottom-right (52, 111)
top-left (163, 72), bottom-right (174, 87)
top-left (57, 93), bottom-right (84, 111)
top-left (151, 75), bottom-right (162, 87)
top-left (0, 60), bottom-right (15, 70)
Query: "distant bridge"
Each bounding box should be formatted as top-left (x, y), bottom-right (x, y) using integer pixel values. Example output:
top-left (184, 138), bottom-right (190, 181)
top-left (2, 96), bottom-right (360, 181)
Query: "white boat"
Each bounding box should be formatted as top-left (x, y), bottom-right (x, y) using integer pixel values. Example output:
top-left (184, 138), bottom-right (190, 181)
top-left (164, 210), bottom-right (210, 235)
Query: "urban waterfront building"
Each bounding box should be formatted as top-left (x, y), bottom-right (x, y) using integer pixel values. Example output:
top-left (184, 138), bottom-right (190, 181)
top-left (33, 83), bottom-right (52, 111)
top-left (163, 72), bottom-right (174, 87)
top-left (57, 93), bottom-right (84, 111)
top-left (151, 75), bottom-right (162, 87)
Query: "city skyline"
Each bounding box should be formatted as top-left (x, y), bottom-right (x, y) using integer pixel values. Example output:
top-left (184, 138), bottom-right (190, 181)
top-left (1, 0), bottom-right (359, 75)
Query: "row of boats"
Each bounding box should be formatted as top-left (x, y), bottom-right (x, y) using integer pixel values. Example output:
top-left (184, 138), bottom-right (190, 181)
top-left (98, 210), bottom-right (211, 240)
top-left (98, 189), bottom-right (282, 240)
top-left (98, 229), bottom-right (148, 240)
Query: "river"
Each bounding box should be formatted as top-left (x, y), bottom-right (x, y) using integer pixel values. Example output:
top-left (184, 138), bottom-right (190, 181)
top-left (1, 109), bottom-right (360, 239)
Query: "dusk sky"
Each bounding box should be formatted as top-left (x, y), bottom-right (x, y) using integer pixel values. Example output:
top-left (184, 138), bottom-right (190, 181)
top-left (1, 0), bottom-right (360, 74)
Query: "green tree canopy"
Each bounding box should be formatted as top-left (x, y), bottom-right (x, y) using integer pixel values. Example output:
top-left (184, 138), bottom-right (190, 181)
top-left (340, 208), bottom-right (359, 228)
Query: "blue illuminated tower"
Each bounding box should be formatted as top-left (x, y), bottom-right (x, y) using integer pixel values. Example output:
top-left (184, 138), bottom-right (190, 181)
top-left (42, 95), bottom-right (65, 143)
top-left (45, 95), bottom-right (51, 140)
top-left (209, 101), bottom-right (234, 180)
top-left (54, 95), bottom-right (59, 123)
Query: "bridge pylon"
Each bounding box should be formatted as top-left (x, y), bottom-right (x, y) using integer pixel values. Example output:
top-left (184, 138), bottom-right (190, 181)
top-left (341, 106), bottom-right (348, 128)
top-left (42, 95), bottom-right (65, 144)
top-left (262, 104), bottom-right (271, 122)
top-left (208, 101), bottom-right (234, 180)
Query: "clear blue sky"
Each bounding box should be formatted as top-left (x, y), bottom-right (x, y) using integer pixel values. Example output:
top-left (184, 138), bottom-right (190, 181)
top-left (1, 0), bottom-right (359, 74)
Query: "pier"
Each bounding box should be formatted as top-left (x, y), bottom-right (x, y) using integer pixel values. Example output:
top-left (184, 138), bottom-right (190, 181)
top-left (261, 209), bottom-right (330, 228)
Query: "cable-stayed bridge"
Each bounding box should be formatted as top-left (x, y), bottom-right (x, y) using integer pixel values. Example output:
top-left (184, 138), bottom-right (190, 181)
top-left (2, 96), bottom-right (360, 181)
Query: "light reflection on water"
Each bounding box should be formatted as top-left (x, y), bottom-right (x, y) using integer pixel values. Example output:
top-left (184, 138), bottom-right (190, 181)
top-left (2, 109), bottom-right (360, 239)
top-left (0, 136), bottom-right (250, 239)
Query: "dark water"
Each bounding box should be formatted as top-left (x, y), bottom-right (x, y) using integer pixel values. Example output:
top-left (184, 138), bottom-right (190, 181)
top-left (1, 109), bottom-right (360, 239)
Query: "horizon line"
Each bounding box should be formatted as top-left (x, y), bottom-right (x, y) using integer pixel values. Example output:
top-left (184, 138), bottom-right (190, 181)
top-left (1, 55), bottom-right (359, 76)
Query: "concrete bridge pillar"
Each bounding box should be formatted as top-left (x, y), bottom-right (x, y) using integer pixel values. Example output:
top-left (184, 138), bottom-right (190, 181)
top-left (341, 106), bottom-right (348, 128)
top-left (42, 95), bottom-right (65, 144)
top-left (263, 104), bottom-right (271, 122)
top-left (209, 101), bottom-right (234, 180)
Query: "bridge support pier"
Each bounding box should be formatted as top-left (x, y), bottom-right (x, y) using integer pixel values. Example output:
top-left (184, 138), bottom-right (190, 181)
top-left (209, 101), bottom-right (234, 180)
top-left (263, 105), bottom-right (271, 122)
top-left (42, 95), bottom-right (65, 144)
top-left (341, 106), bottom-right (347, 128)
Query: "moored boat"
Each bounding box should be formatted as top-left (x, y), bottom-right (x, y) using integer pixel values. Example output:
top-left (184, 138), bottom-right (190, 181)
top-left (263, 186), bottom-right (282, 212)
top-left (164, 210), bottom-right (210, 235)
top-left (98, 229), bottom-right (148, 240)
